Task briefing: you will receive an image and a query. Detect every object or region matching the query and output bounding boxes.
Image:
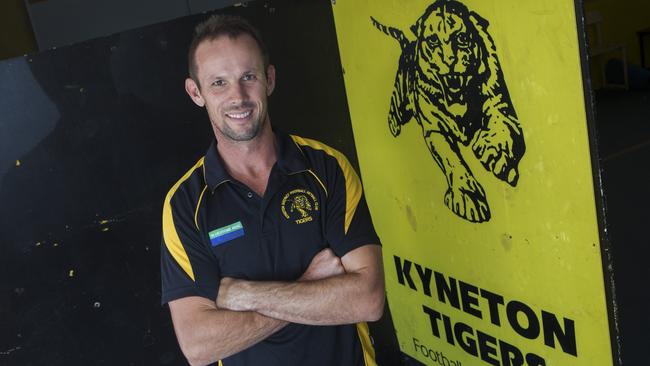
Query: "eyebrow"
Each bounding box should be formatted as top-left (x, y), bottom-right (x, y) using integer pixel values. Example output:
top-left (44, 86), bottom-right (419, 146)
top-left (204, 68), bottom-right (261, 80)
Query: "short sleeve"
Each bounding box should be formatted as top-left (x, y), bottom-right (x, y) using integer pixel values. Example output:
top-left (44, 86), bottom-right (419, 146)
top-left (323, 153), bottom-right (381, 257)
top-left (160, 183), bottom-right (220, 305)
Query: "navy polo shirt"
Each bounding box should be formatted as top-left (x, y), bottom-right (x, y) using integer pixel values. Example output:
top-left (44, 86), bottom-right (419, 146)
top-left (160, 132), bottom-right (381, 366)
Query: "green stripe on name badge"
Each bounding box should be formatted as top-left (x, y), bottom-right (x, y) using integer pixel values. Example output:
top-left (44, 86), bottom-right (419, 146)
top-left (209, 221), bottom-right (244, 240)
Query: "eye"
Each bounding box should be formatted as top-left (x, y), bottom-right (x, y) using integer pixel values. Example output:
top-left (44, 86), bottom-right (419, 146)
top-left (456, 32), bottom-right (471, 48)
top-left (242, 73), bottom-right (257, 81)
top-left (211, 79), bottom-right (226, 87)
top-left (427, 34), bottom-right (441, 47)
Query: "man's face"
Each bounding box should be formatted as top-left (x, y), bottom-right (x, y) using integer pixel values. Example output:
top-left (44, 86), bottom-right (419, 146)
top-left (186, 34), bottom-right (275, 142)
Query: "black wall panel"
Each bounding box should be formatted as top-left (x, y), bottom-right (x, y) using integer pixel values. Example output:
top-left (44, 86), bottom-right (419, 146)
top-left (0, 1), bottom-right (399, 364)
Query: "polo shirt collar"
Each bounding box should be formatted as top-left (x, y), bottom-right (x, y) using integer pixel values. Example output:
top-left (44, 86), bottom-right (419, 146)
top-left (203, 130), bottom-right (309, 191)
top-left (275, 131), bottom-right (309, 175)
top-left (203, 141), bottom-right (231, 190)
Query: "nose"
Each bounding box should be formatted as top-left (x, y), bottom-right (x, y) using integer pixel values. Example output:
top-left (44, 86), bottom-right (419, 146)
top-left (442, 45), bottom-right (456, 67)
top-left (229, 81), bottom-right (248, 105)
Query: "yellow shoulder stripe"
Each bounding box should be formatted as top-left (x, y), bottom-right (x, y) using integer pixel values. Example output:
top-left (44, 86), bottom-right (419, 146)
top-left (290, 135), bottom-right (362, 234)
top-left (162, 157), bottom-right (205, 282)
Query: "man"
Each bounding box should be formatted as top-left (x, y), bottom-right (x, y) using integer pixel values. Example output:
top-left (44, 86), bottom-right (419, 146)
top-left (160, 14), bottom-right (385, 366)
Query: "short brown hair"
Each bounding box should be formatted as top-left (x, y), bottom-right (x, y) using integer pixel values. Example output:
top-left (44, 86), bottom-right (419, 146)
top-left (188, 14), bottom-right (269, 85)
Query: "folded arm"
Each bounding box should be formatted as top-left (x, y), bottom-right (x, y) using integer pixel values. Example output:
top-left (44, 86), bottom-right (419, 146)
top-left (217, 244), bottom-right (385, 325)
top-left (167, 245), bottom-right (367, 365)
top-left (169, 296), bottom-right (286, 366)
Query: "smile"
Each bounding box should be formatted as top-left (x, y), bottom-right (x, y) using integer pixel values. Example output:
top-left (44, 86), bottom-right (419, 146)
top-left (226, 110), bottom-right (252, 119)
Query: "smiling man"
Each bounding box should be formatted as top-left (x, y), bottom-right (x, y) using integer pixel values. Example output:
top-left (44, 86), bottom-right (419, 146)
top-left (160, 15), bottom-right (385, 366)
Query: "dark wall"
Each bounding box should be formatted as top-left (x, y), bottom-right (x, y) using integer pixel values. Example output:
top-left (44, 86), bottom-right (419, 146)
top-left (25, 0), bottom-right (242, 52)
top-left (0, 1), bottom-right (400, 364)
top-left (595, 90), bottom-right (650, 366)
top-left (0, 0), bottom-right (37, 60)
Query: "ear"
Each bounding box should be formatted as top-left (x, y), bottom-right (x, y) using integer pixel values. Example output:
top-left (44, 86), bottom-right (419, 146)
top-left (469, 10), bottom-right (489, 31)
top-left (185, 78), bottom-right (205, 107)
top-left (468, 11), bottom-right (497, 78)
top-left (265, 65), bottom-right (276, 96)
top-left (411, 2), bottom-right (435, 38)
top-left (410, 17), bottom-right (423, 38)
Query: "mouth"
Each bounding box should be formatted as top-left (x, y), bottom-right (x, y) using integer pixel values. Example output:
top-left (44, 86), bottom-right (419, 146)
top-left (442, 74), bottom-right (468, 94)
top-left (225, 110), bottom-right (252, 119)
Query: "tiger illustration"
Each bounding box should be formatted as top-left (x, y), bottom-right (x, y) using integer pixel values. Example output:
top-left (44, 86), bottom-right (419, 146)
top-left (290, 195), bottom-right (313, 218)
top-left (371, 0), bottom-right (525, 223)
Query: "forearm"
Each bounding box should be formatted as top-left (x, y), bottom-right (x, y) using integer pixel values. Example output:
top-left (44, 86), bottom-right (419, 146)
top-left (169, 297), bottom-right (287, 366)
top-left (220, 271), bottom-right (384, 326)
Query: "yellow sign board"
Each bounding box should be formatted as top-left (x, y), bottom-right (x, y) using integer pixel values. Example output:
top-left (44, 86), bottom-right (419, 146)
top-left (332, 0), bottom-right (614, 365)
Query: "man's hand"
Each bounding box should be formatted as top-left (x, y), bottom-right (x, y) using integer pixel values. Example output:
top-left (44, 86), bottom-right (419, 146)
top-left (299, 248), bottom-right (345, 281)
top-left (216, 277), bottom-right (244, 311)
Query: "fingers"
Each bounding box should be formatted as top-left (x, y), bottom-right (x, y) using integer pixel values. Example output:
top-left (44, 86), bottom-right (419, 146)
top-left (300, 248), bottom-right (344, 281)
top-left (312, 247), bottom-right (336, 262)
top-left (216, 277), bottom-right (244, 311)
top-left (506, 167), bottom-right (519, 186)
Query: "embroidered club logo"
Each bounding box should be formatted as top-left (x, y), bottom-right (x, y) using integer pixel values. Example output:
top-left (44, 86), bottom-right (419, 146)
top-left (281, 189), bottom-right (319, 224)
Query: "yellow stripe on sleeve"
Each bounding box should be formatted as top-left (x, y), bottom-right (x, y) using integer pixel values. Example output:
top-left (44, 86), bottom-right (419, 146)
top-left (356, 322), bottom-right (377, 366)
top-left (162, 157), bottom-right (205, 282)
top-left (290, 135), bottom-right (362, 234)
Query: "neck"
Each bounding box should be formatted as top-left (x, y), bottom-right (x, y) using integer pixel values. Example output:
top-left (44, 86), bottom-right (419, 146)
top-left (215, 121), bottom-right (277, 196)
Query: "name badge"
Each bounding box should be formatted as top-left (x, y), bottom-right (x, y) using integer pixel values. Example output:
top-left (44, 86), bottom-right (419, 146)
top-left (209, 221), bottom-right (244, 246)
